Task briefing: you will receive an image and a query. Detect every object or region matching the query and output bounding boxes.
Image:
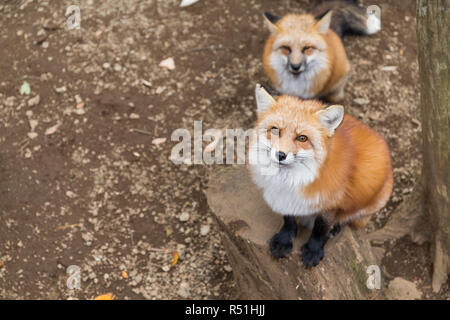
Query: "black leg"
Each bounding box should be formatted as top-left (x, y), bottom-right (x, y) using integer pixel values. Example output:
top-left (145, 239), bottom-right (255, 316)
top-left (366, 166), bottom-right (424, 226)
top-left (301, 215), bottom-right (331, 267)
top-left (270, 216), bottom-right (298, 259)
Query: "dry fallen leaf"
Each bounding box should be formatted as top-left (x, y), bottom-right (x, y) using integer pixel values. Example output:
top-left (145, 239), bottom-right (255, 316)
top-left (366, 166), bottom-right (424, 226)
top-left (76, 102), bottom-right (85, 109)
top-left (45, 122), bottom-right (62, 135)
top-left (180, 0), bottom-right (200, 7)
top-left (164, 226), bottom-right (173, 237)
top-left (159, 57), bottom-right (175, 70)
top-left (94, 293), bottom-right (115, 300)
top-left (141, 79), bottom-right (152, 88)
top-left (152, 137), bottom-right (167, 145)
top-left (171, 251), bottom-right (179, 267)
top-left (0, 259), bottom-right (3, 268)
top-left (121, 270), bottom-right (128, 279)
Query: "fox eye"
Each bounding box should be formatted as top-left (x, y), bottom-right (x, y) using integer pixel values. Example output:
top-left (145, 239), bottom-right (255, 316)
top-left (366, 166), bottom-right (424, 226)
top-left (270, 127), bottom-right (280, 136)
top-left (303, 46), bottom-right (315, 55)
top-left (280, 46), bottom-right (291, 55)
top-left (296, 135), bottom-right (308, 142)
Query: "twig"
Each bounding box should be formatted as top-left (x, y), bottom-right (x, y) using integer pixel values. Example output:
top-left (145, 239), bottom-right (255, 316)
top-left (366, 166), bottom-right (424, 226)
top-left (130, 128), bottom-right (152, 136)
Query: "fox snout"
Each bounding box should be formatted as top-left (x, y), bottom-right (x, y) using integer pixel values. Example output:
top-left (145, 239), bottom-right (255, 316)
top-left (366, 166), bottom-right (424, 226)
top-left (270, 148), bottom-right (294, 165)
top-left (288, 54), bottom-right (306, 74)
top-left (276, 151), bottom-right (287, 161)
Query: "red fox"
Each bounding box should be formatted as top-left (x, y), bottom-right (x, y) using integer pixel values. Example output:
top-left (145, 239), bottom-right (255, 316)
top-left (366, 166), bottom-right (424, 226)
top-left (249, 84), bottom-right (393, 267)
top-left (262, 0), bottom-right (381, 102)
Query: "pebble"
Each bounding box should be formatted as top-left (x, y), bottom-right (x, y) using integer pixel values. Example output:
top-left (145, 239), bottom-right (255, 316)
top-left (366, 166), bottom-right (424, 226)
top-left (5, 97), bottom-right (16, 107)
top-left (177, 282), bottom-right (190, 298)
top-left (353, 98), bottom-right (370, 106)
top-left (142, 80), bottom-right (152, 88)
top-left (27, 132), bottom-right (38, 139)
top-left (159, 57), bottom-right (175, 70)
top-left (152, 138), bottom-right (166, 145)
top-left (28, 119), bottom-right (38, 132)
top-left (179, 212), bottom-right (190, 222)
top-left (162, 265), bottom-right (170, 272)
top-left (224, 265), bottom-right (233, 273)
top-left (134, 274), bottom-right (143, 284)
top-left (55, 86), bottom-right (67, 93)
top-left (200, 225), bottom-right (210, 236)
top-left (74, 108), bottom-right (86, 115)
top-left (155, 86), bottom-right (166, 95)
top-left (75, 95), bottom-right (83, 104)
top-left (27, 95), bottom-right (40, 107)
top-left (66, 191), bottom-right (77, 198)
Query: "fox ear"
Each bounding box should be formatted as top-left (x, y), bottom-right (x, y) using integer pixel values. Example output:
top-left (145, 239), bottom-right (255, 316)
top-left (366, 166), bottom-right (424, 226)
top-left (315, 10), bottom-right (332, 34)
top-left (255, 83), bottom-right (276, 114)
top-left (316, 105), bottom-right (344, 136)
top-left (263, 12), bottom-right (281, 33)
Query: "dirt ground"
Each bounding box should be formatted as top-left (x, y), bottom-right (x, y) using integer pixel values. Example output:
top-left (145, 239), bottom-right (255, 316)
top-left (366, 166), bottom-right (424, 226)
top-left (0, 0), bottom-right (448, 299)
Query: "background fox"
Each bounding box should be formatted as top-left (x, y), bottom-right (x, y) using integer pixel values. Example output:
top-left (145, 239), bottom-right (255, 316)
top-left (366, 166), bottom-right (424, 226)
top-left (263, 0), bottom-right (381, 102)
top-left (249, 84), bottom-right (393, 267)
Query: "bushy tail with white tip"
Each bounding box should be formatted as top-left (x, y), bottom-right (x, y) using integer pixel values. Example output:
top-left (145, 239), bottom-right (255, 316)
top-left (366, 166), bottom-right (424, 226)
top-left (313, 0), bottom-right (381, 38)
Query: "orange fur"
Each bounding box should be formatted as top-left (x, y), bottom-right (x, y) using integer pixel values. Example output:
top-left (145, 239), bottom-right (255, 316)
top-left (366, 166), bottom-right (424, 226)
top-left (263, 13), bottom-right (350, 102)
top-left (303, 114), bottom-right (393, 227)
top-left (255, 96), bottom-right (393, 227)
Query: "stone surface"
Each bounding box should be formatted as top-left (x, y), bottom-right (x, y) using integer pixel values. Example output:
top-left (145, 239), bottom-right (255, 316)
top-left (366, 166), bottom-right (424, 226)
top-left (387, 277), bottom-right (422, 300)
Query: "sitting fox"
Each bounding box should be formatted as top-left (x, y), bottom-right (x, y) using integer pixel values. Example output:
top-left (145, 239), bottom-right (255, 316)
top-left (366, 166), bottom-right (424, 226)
top-left (263, 0), bottom-right (381, 102)
top-left (249, 84), bottom-right (393, 267)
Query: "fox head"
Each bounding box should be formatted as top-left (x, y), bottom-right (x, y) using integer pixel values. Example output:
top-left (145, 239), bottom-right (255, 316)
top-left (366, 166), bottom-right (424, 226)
top-left (249, 84), bottom-right (344, 185)
top-left (263, 11), bottom-right (332, 83)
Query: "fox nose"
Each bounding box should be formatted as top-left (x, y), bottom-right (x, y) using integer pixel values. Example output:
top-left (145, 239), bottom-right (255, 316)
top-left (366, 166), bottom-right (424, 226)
top-left (276, 151), bottom-right (287, 162)
top-left (290, 63), bottom-right (302, 71)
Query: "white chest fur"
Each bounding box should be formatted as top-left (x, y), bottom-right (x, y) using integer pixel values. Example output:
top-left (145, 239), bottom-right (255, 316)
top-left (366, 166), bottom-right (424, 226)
top-left (250, 164), bottom-right (321, 218)
top-left (262, 182), bottom-right (320, 217)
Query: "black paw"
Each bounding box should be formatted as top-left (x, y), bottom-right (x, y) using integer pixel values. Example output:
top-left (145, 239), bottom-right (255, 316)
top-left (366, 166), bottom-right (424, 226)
top-left (270, 231), bottom-right (294, 259)
top-left (301, 241), bottom-right (324, 267)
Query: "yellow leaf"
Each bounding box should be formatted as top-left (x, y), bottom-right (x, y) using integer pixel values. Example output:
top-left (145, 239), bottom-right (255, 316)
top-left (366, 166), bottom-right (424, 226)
top-left (171, 251), bottom-right (179, 267)
top-left (164, 226), bottom-right (173, 237)
top-left (0, 260), bottom-right (3, 268)
top-left (94, 293), bottom-right (115, 300)
top-left (121, 270), bottom-right (128, 279)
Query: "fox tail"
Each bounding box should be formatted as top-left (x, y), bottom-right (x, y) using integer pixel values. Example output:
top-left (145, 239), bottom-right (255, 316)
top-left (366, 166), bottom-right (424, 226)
top-left (313, 0), bottom-right (381, 38)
